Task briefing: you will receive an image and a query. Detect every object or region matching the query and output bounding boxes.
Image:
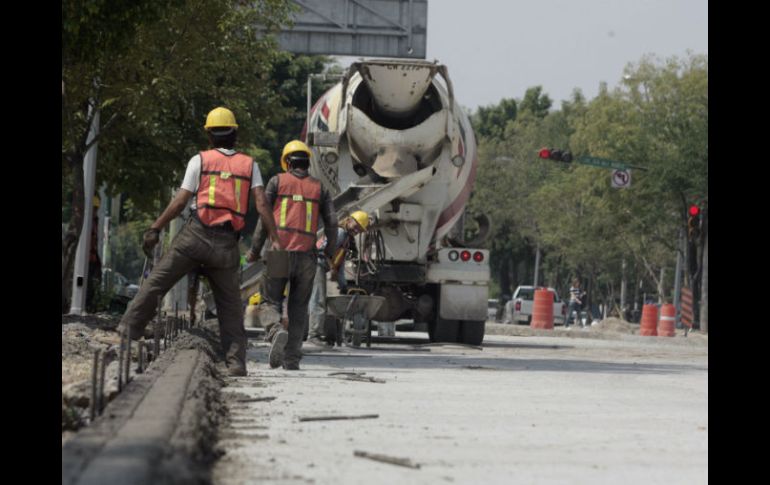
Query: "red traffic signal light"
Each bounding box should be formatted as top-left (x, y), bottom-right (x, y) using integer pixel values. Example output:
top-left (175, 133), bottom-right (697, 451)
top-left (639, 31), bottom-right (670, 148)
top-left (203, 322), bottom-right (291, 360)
top-left (538, 147), bottom-right (573, 163)
top-left (687, 205), bottom-right (701, 239)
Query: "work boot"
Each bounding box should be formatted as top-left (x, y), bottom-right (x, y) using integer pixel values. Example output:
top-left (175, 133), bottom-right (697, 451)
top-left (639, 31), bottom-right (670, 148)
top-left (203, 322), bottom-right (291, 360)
top-left (227, 364), bottom-right (247, 377)
top-left (307, 335), bottom-right (326, 347)
top-left (283, 361), bottom-right (300, 371)
top-left (269, 329), bottom-right (288, 369)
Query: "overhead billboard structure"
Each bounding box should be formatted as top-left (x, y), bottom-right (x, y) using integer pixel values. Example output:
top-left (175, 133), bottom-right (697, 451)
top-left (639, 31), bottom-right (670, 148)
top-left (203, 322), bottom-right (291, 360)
top-left (277, 0), bottom-right (427, 59)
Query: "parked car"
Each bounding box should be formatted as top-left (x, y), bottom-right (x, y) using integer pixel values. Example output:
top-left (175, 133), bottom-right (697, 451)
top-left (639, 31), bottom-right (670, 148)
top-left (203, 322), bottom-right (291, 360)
top-left (107, 271), bottom-right (139, 312)
top-left (111, 272), bottom-right (138, 299)
top-left (504, 286), bottom-right (566, 325)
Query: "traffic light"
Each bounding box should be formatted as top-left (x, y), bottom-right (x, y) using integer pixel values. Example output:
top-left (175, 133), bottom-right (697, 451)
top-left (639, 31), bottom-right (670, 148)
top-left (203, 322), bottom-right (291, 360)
top-left (538, 147), bottom-right (573, 163)
top-left (687, 204), bottom-right (701, 239)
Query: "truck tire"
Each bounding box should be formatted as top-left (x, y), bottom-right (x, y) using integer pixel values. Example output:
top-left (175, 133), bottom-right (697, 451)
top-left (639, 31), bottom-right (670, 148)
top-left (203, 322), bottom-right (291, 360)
top-left (428, 317), bottom-right (459, 343)
top-left (459, 320), bottom-right (485, 346)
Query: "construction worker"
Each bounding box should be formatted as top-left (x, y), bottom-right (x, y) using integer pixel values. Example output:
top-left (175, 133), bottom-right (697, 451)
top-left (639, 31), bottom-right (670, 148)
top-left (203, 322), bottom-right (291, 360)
top-left (307, 211), bottom-right (369, 345)
top-left (117, 107), bottom-right (281, 376)
top-left (246, 140), bottom-right (337, 370)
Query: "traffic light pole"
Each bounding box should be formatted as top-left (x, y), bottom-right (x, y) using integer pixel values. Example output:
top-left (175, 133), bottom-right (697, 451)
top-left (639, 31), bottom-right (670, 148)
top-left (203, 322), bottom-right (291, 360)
top-left (673, 227), bottom-right (683, 328)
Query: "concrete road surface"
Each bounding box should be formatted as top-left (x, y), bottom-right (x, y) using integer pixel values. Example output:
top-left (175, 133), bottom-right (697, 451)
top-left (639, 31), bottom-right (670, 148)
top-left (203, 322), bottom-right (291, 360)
top-left (213, 328), bottom-right (707, 485)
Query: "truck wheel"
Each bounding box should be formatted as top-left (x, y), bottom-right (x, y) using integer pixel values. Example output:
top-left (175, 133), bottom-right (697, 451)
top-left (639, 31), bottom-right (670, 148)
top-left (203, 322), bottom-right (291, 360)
top-left (428, 317), bottom-right (459, 343)
top-left (459, 320), bottom-right (485, 346)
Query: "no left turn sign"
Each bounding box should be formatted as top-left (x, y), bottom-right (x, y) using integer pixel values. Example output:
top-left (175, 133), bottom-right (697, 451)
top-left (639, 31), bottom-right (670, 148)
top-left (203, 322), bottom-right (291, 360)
top-left (611, 169), bottom-right (631, 188)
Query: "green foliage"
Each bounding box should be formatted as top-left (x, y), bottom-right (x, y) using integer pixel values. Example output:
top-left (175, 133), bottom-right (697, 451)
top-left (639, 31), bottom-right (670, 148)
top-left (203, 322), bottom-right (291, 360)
top-left (110, 201), bottom-right (154, 281)
top-left (471, 53), bottom-right (707, 307)
top-left (472, 98), bottom-right (517, 139)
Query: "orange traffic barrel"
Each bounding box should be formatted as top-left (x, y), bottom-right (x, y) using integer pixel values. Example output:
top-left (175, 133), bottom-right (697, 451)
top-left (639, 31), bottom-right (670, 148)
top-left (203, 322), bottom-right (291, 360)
top-left (639, 304), bottom-right (658, 336)
top-left (531, 288), bottom-right (554, 330)
top-left (658, 304), bottom-right (676, 337)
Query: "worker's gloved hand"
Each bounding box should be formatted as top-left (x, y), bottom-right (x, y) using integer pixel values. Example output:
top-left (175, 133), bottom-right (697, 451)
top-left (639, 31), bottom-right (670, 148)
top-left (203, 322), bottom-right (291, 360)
top-left (142, 228), bottom-right (160, 258)
top-left (246, 247), bottom-right (260, 263)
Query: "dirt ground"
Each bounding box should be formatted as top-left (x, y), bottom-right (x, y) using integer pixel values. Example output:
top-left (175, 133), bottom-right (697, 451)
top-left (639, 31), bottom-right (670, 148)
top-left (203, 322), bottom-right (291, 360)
top-left (486, 317), bottom-right (708, 345)
top-left (61, 313), bottom-right (123, 445)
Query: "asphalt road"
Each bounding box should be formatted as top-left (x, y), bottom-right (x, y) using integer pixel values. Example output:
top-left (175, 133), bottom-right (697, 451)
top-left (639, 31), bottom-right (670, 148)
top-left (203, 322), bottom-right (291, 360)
top-left (212, 327), bottom-right (708, 485)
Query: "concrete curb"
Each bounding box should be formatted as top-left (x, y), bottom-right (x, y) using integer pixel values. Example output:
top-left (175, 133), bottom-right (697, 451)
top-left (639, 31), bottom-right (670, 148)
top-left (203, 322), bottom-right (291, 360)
top-left (73, 350), bottom-right (199, 485)
top-left (62, 329), bottom-right (221, 485)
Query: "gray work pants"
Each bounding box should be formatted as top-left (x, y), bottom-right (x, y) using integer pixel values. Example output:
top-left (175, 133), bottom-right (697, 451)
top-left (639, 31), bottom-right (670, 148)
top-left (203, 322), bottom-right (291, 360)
top-left (264, 251), bottom-right (316, 366)
top-left (118, 218), bottom-right (246, 367)
top-left (307, 264), bottom-right (343, 339)
top-left (307, 264), bottom-right (327, 339)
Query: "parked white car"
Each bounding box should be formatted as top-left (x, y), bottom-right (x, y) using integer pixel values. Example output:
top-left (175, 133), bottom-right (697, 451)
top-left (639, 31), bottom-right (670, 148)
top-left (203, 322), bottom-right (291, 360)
top-left (504, 286), bottom-right (566, 325)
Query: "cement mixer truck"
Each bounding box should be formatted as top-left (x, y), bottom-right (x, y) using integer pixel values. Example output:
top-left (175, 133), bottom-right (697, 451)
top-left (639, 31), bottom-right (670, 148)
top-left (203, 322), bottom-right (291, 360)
top-left (303, 59), bottom-right (490, 345)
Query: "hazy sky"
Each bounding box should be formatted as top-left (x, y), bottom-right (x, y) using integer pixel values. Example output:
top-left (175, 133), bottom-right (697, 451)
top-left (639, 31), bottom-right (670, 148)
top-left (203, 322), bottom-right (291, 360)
top-left (333, 0), bottom-right (707, 112)
top-left (423, 0), bottom-right (708, 111)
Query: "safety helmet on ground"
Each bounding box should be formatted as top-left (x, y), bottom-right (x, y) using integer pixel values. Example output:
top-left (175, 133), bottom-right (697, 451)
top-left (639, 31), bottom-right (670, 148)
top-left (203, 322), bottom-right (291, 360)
top-left (204, 107), bottom-right (239, 130)
top-left (280, 140), bottom-right (312, 171)
top-left (349, 210), bottom-right (369, 231)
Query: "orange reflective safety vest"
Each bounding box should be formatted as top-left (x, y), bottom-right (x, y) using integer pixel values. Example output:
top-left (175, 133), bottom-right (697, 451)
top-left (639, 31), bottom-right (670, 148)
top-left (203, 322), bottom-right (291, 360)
top-left (273, 172), bottom-right (322, 251)
top-left (196, 150), bottom-right (253, 231)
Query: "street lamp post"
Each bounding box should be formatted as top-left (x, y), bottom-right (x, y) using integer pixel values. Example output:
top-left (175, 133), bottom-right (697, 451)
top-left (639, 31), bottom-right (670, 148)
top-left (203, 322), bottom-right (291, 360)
top-left (306, 73), bottom-right (328, 137)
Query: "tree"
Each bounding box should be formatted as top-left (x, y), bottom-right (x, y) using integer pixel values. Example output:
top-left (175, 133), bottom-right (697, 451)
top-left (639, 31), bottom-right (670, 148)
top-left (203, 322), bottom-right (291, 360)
top-left (62, 0), bottom-right (295, 312)
top-left (472, 98), bottom-right (517, 140)
top-left (470, 53), bottom-right (706, 316)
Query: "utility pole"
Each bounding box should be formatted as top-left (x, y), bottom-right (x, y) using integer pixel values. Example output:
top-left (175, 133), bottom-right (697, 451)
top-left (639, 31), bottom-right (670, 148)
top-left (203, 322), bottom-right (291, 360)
top-left (69, 108), bottom-right (100, 315)
top-left (533, 244), bottom-right (541, 287)
top-left (673, 228), bottom-right (683, 328)
top-left (700, 221), bottom-right (708, 333)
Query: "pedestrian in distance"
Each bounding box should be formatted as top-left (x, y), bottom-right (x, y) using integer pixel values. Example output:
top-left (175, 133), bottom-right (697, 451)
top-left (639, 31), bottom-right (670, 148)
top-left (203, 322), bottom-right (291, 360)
top-left (117, 107), bottom-right (281, 376)
top-left (565, 278), bottom-right (586, 329)
top-left (246, 140), bottom-right (338, 370)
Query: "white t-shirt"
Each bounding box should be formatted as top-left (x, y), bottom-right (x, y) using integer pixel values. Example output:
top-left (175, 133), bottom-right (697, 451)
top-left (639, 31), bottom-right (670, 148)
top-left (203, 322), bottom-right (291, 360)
top-left (181, 148), bottom-right (264, 209)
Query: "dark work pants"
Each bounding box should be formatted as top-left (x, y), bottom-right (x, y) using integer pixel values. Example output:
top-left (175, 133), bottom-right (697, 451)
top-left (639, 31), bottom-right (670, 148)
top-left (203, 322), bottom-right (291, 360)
top-left (264, 251), bottom-right (316, 366)
top-left (118, 218), bottom-right (246, 367)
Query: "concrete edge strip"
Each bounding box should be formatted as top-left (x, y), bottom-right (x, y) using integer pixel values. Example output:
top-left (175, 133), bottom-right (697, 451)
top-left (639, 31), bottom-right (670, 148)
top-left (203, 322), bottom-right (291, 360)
top-left (62, 352), bottom-right (168, 484)
top-left (64, 349), bottom-right (201, 485)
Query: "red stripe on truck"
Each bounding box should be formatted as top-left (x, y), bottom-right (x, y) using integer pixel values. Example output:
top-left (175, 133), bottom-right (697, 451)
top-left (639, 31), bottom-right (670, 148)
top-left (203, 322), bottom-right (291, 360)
top-left (436, 155), bottom-right (478, 231)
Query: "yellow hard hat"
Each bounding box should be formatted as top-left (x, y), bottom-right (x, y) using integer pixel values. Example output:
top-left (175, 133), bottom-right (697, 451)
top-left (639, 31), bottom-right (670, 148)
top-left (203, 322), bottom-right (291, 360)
top-left (204, 107), bottom-right (238, 130)
top-left (248, 292), bottom-right (262, 306)
top-left (92, 196), bottom-right (100, 208)
top-left (350, 211), bottom-right (369, 231)
top-left (280, 140), bottom-right (312, 171)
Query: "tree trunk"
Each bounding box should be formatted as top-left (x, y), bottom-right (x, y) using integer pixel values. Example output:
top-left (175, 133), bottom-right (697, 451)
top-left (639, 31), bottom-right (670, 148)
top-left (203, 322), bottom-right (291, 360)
top-left (498, 254), bottom-right (511, 297)
top-left (62, 153), bottom-right (85, 313)
top-left (620, 258), bottom-right (627, 315)
top-left (658, 267), bottom-right (666, 304)
top-left (511, 256), bottom-right (519, 292)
